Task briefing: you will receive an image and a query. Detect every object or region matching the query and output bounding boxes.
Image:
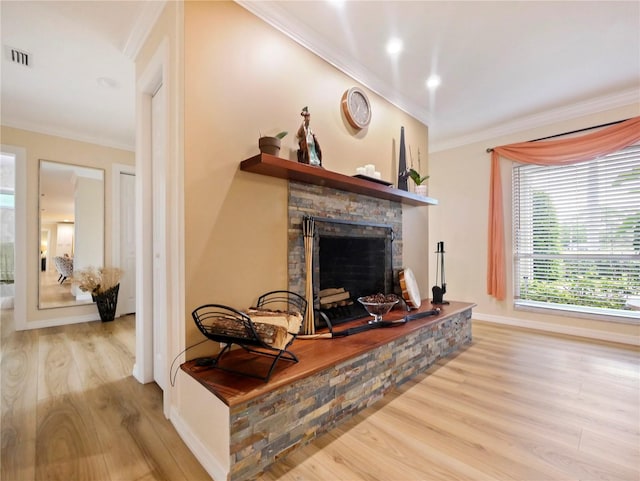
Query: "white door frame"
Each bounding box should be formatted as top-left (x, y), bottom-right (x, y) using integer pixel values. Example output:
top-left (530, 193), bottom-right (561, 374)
top-left (134, 37), bottom-right (182, 419)
top-left (151, 83), bottom-right (168, 391)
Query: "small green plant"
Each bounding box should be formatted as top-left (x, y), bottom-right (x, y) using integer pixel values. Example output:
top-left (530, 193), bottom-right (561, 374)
top-left (408, 168), bottom-right (429, 185)
top-left (260, 130), bottom-right (288, 139)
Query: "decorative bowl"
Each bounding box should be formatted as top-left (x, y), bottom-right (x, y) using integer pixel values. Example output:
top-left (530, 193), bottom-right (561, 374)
top-left (357, 295), bottom-right (399, 323)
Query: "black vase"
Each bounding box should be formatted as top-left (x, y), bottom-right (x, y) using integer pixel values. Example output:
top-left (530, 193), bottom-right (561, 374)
top-left (397, 126), bottom-right (408, 191)
top-left (92, 284), bottom-right (120, 322)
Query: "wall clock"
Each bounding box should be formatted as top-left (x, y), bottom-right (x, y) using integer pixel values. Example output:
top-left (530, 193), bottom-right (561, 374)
top-left (341, 87), bottom-right (371, 130)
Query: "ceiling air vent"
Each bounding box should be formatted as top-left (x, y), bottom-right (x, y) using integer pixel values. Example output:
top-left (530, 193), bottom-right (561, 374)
top-left (5, 46), bottom-right (31, 67)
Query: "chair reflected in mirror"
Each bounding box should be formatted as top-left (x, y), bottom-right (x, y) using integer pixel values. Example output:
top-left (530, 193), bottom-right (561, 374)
top-left (54, 255), bottom-right (73, 284)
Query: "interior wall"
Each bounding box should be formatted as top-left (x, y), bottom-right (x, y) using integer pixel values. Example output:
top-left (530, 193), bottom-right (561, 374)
top-left (429, 104), bottom-right (640, 341)
top-left (183, 1), bottom-right (430, 347)
top-left (74, 176), bottom-right (104, 271)
top-left (137, 3), bottom-right (636, 477)
top-left (0, 125), bottom-right (134, 325)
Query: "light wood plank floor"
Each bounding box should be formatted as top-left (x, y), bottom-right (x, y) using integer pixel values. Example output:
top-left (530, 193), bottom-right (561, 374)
top-left (38, 268), bottom-right (91, 309)
top-left (1, 308), bottom-right (210, 481)
top-left (260, 323), bottom-right (639, 481)
top-left (2, 306), bottom-right (639, 481)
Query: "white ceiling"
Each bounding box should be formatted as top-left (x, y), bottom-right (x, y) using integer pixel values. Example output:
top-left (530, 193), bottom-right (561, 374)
top-left (0, 0), bottom-right (163, 151)
top-left (1, 1), bottom-right (639, 154)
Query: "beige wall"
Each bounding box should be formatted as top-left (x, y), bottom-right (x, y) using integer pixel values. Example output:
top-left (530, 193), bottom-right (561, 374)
top-left (138, 2), bottom-right (637, 476)
top-left (1, 126), bottom-right (134, 324)
top-left (182, 1), bottom-right (430, 345)
top-left (429, 104), bottom-right (640, 341)
top-left (135, 3), bottom-right (431, 474)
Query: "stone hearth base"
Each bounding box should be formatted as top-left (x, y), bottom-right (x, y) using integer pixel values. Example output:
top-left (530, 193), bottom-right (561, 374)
top-left (180, 301), bottom-right (474, 481)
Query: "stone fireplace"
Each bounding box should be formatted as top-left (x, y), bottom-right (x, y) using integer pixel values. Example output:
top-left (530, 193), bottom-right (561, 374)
top-left (180, 161), bottom-right (475, 481)
top-left (288, 180), bottom-right (403, 325)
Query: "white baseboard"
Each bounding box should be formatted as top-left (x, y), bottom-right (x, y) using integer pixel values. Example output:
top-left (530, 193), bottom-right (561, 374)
top-left (473, 312), bottom-right (640, 346)
top-left (0, 296), bottom-right (14, 309)
top-left (17, 313), bottom-right (100, 330)
top-left (170, 406), bottom-right (226, 481)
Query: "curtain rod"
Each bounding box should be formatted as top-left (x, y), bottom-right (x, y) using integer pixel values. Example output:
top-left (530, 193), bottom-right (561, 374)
top-left (485, 118), bottom-right (629, 153)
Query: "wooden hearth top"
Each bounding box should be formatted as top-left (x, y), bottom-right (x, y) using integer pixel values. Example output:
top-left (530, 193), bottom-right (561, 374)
top-left (181, 300), bottom-right (474, 407)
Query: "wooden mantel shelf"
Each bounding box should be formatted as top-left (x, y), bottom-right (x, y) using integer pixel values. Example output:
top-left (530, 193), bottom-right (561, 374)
top-left (240, 153), bottom-right (438, 207)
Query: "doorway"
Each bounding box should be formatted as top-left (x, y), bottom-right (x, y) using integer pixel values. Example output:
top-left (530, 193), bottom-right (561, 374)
top-left (0, 145), bottom-right (26, 325)
top-left (0, 152), bottom-right (16, 308)
top-left (135, 39), bottom-right (181, 419)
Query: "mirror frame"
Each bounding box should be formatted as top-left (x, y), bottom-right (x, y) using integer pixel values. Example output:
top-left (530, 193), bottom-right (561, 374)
top-left (38, 159), bottom-right (105, 309)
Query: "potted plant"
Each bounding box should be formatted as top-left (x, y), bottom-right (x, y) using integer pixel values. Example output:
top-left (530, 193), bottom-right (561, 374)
top-left (408, 168), bottom-right (429, 196)
top-left (258, 131), bottom-right (288, 156)
top-left (74, 266), bottom-right (124, 322)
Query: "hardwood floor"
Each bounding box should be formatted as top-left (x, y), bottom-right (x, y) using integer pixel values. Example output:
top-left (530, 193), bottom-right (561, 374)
top-left (1, 309), bottom-right (210, 481)
top-left (2, 306), bottom-right (638, 481)
top-left (259, 323), bottom-right (639, 481)
top-left (38, 268), bottom-right (88, 309)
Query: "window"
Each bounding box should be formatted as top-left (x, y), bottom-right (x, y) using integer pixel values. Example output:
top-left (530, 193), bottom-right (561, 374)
top-left (513, 144), bottom-right (640, 320)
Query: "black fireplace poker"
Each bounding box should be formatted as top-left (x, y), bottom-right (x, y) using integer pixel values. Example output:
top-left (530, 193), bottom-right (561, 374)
top-left (298, 307), bottom-right (441, 339)
top-left (331, 307), bottom-right (441, 337)
top-left (432, 241), bottom-right (450, 305)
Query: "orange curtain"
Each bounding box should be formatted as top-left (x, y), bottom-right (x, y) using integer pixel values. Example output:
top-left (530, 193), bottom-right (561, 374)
top-left (488, 116), bottom-right (640, 300)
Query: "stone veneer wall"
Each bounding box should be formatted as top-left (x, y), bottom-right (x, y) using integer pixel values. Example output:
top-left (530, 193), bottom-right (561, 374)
top-left (227, 307), bottom-right (473, 481)
top-left (288, 181), bottom-right (403, 298)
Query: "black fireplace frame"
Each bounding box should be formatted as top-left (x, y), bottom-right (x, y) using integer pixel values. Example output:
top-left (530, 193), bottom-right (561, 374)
top-left (310, 216), bottom-right (395, 327)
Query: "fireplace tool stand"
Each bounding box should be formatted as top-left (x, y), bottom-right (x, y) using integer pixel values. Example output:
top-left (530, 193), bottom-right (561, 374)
top-left (431, 241), bottom-right (449, 305)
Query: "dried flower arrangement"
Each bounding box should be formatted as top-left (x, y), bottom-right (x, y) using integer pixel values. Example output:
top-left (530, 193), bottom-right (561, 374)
top-left (74, 266), bottom-right (123, 296)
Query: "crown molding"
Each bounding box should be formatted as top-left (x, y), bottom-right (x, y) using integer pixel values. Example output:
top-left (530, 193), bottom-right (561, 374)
top-left (1, 119), bottom-right (135, 152)
top-left (236, 1), bottom-right (432, 127)
top-left (238, 2), bottom-right (639, 156)
top-left (429, 88), bottom-right (640, 153)
top-left (122, 0), bottom-right (167, 60)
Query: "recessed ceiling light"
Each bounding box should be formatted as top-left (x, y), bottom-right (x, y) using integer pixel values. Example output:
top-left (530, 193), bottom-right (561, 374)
top-left (96, 76), bottom-right (119, 89)
top-left (386, 38), bottom-right (403, 56)
top-left (426, 75), bottom-right (441, 90)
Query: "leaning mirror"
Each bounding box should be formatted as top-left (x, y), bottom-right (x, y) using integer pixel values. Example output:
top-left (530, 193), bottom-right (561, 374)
top-left (38, 160), bottom-right (104, 309)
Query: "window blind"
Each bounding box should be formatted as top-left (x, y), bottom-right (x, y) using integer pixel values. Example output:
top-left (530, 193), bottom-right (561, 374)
top-left (513, 144), bottom-right (640, 319)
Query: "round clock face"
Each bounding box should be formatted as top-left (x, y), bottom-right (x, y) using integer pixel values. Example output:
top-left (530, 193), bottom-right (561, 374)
top-left (342, 87), bottom-right (371, 129)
